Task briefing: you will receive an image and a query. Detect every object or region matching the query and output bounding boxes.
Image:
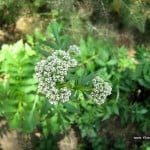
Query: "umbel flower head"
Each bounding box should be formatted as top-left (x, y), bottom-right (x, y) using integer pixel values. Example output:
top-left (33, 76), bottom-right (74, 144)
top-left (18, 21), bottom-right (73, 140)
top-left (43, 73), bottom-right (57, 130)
top-left (68, 45), bottom-right (80, 55)
top-left (91, 76), bottom-right (112, 104)
top-left (35, 45), bottom-right (80, 105)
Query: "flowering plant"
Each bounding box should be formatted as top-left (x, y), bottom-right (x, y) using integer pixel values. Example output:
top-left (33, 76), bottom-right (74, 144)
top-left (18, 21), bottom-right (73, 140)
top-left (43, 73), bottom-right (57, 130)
top-left (0, 24), bottom-right (149, 149)
top-left (35, 45), bottom-right (112, 105)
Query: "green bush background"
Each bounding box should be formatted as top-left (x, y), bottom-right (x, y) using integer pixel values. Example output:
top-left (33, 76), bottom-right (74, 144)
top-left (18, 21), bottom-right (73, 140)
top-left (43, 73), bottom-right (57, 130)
top-left (0, 1), bottom-right (150, 150)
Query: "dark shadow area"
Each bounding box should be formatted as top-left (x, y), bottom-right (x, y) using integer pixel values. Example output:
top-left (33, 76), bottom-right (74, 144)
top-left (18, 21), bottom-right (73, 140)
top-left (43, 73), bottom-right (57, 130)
top-left (0, 118), bottom-right (9, 138)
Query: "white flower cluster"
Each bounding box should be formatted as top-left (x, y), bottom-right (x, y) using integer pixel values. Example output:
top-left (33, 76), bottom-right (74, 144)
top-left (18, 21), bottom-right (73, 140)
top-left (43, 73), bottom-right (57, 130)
top-left (68, 45), bottom-right (80, 55)
top-left (91, 76), bottom-right (112, 104)
top-left (35, 46), bottom-right (79, 105)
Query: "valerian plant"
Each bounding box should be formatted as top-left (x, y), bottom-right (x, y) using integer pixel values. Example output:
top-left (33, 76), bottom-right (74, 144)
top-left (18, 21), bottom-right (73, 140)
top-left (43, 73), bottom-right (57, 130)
top-left (34, 23), bottom-right (150, 150)
top-left (35, 45), bottom-right (112, 105)
top-left (0, 22), bottom-right (149, 149)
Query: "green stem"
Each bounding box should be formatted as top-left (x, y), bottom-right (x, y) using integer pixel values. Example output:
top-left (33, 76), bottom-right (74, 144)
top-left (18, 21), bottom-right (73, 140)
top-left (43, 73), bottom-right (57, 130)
top-left (57, 82), bottom-right (92, 92)
top-left (116, 85), bottom-right (120, 102)
top-left (72, 85), bottom-right (92, 91)
top-left (31, 91), bottom-right (39, 113)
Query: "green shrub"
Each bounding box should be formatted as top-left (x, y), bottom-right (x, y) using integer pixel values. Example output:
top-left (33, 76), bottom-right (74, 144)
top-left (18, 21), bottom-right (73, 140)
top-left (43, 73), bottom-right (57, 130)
top-left (0, 40), bottom-right (42, 132)
top-left (0, 22), bottom-right (150, 149)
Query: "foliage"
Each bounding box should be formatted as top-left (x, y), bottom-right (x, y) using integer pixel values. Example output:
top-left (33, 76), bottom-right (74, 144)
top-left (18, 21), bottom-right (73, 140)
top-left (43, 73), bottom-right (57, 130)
top-left (111, 0), bottom-right (149, 32)
top-left (0, 22), bottom-right (150, 150)
top-left (0, 40), bottom-right (42, 132)
top-left (0, 0), bottom-right (27, 25)
top-left (34, 23), bottom-right (150, 149)
top-left (133, 46), bottom-right (150, 89)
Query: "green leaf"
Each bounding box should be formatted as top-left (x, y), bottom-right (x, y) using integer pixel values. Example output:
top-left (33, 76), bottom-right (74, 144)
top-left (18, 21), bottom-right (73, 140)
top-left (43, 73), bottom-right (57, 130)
top-left (102, 114), bottom-right (111, 121)
top-left (96, 59), bottom-right (106, 66)
top-left (138, 79), bottom-right (150, 89)
top-left (137, 109), bottom-right (148, 114)
top-left (113, 104), bottom-right (119, 115)
top-left (39, 40), bottom-right (58, 50)
top-left (19, 85), bottom-right (37, 93)
top-left (88, 128), bottom-right (97, 137)
top-left (49, 114), bottom-right (60, 134)
top-left (87, 62), bottom-right (95, 71)
top-left (61, 36), bottom-right (70, 49)
top-left (51, 22), bottom-right (62, 46)
top-left (3, 105), bottom-right (17, 113)
top-left (80, 39), bottom-right (88, 58)
top-left (76, 68), bottom-right (85, 77)
top-left (107, 59), bottom-right (117, 66)
top-left (21, 78), bottom-right (37, 85)
top-left (22, 67), bottom-right (34, 76)
top-left (77, 71), bottom-right (93, 86)
top-left (24, 94), bottom-right (35, 103)
top-left (10, 113), bottom-right (21, 129)
top-left (43, 125), bottom-right (49, 137)
top-left (63, 103), bottom-right (78, 113)
top-left (26, 111), bottom-right (38, 132)
top-left (35, 30), bottom-right (45, 40)
top-left (35, 45), bottom-right (50, 56)
top-left (25, 43), bottom-right (36, 56)
top-left (98, 68), bottom-right (111, 80)
top-left (26, 35), bottom-right (34, 45)
top-left (144, 74), bottom-right (150, 83)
